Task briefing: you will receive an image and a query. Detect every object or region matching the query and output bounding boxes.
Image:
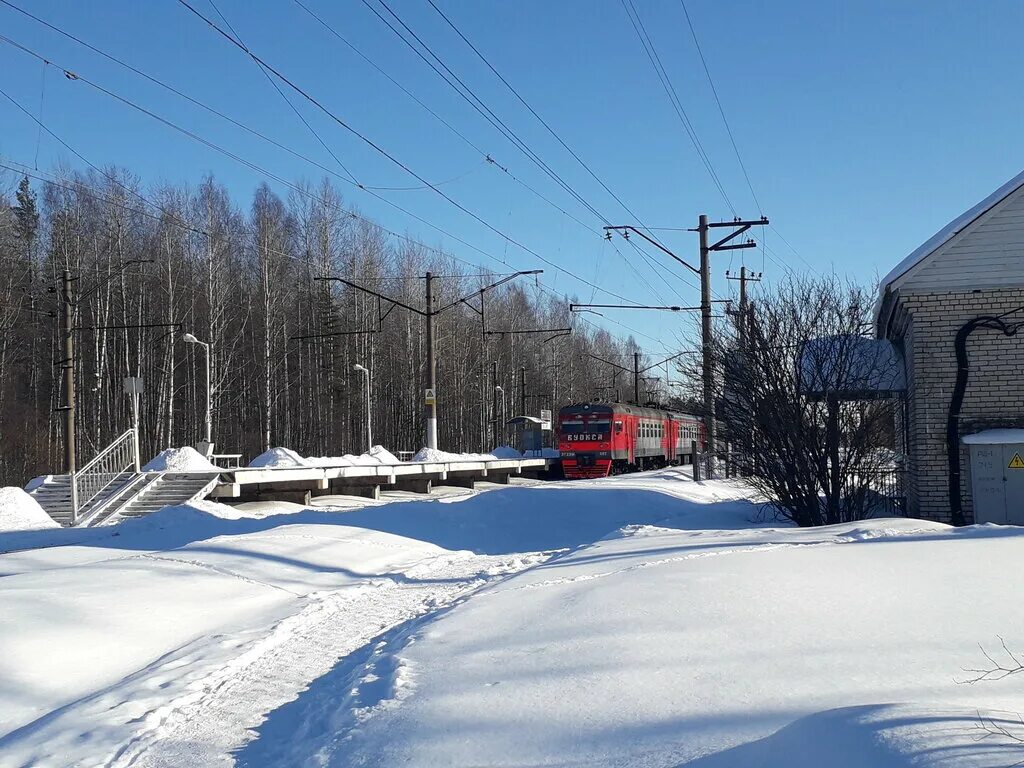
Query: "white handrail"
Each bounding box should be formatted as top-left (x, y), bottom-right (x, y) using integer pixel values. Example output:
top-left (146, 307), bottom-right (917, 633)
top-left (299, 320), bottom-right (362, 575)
top-left (71, 429), bottom-right (139, 525)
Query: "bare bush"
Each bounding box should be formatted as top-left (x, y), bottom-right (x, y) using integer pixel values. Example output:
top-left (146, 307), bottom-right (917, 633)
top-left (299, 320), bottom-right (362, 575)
top-left (709, 274), bottom-right (903, 526)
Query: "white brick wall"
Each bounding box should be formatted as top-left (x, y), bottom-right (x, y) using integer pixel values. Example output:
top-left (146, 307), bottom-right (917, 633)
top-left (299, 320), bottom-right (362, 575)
top-left (897, 288), bottom-right (1024, 522)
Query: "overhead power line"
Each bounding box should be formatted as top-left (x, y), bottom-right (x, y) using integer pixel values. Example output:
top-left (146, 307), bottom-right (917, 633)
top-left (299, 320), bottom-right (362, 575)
top-left (0, 9), bottom-right (691, 350)
top-left (2, 0), bottom-right (688, 312)
top-left (422, 0), bottom-right (662, 232)
top-left (619, 0), bottom-right (735, 214)
top-left (0, 31), bottom-right (643, 306)
top-left (173, 0), bottom-right (635, 302)
top-left (358, 0), bottom-right (608, 226)
top-left (679, 0), bottom-right (760, 215)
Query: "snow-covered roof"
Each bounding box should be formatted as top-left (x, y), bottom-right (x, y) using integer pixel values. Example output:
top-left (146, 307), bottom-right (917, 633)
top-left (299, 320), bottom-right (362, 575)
top-left (799, 335), bottom-right (905, 399)
top-left (879, 168), bottom-right (1024, 290)
top-left (961, 428), bottom-right (1024, 445)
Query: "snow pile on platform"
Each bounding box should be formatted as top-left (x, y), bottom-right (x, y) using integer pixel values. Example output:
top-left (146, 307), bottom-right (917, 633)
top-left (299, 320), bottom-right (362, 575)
top-left (143, 446), bottom-right (218, 472)
top-left (248, 447), bottom-right (309, 468)
top-left (410, 447), bottom-right (527, 462)
top-left (365, 445), bottom-right (400, 464)
top-left (0, 487), bottom-right (58, 531)
top-left (306, 445), bottom-right (401, 467)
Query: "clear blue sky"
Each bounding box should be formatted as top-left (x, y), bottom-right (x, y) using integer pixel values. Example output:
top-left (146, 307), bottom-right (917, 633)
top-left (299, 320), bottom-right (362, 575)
top-left (2, 0), bottom-right (1024, 354)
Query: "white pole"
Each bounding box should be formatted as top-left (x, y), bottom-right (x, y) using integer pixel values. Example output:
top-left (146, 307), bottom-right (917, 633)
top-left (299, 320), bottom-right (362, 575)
top-left (364, 367), bottom-right (372, 450)
top-left (132, 388), bottom-right (141, 472)
top-left (203, 342), bottom-right (212, 444)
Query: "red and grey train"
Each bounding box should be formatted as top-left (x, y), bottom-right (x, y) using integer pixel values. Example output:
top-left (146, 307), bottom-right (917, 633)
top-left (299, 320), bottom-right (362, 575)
top-left (557, 402), bottom-right (706, 479)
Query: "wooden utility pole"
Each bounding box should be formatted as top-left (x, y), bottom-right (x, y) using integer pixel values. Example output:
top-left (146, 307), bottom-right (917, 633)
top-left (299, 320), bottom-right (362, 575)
top-left (727, 265), bottom-right (762, 348)
top-left (694, 215), bottom-right (769, 477)
top-left (491, 359), bottom-right (499, 447)
top-left (519, 366), bottom-right (526, 417)
top-left (60, 269), bottom-right (77, 512)
top-left (633, 351), bottom-right (641, 405)
top-left (316, 269), bottom-right (540, 452)
top-left (698, 215), bottom-right (713, 468)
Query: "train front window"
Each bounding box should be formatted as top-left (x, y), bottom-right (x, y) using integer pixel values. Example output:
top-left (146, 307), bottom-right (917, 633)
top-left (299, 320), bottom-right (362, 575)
top-left (560, 416), bottom-right (611, 441)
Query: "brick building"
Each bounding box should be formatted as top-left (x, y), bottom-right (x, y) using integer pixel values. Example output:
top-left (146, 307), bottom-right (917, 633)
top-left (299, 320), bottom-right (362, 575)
top-left (876, 170), bottom-right (1024, 523)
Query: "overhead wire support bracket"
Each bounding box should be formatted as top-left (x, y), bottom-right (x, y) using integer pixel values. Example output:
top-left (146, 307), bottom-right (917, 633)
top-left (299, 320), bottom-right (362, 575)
top-left (484, 327), bottom-right (572, 336)
top-left (569, 302), bottom-right (725, 312)
top-left (603, 225), bottom-right (700, 274)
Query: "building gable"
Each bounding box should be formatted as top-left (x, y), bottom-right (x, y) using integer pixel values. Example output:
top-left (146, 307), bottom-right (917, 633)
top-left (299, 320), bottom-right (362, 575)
top-left (885, 171), bottom-right (1024, 294)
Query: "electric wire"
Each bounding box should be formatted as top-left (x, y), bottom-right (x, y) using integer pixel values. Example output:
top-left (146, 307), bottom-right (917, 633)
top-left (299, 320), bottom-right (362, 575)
top-left (679, 0), bottom-right (760, 215)
top-left (174, 0), bottom-right (631, 301)
top-left (0, 13), bottom-right (689, 349)
top-left (2, 0), bottom-right (684, 310)
top-left (619, 0), bottom-right (735, 214)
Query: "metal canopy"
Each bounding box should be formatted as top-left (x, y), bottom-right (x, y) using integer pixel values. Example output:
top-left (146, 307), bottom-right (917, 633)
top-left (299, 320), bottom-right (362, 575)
top-left (799, 336), bottom-right (906, 401)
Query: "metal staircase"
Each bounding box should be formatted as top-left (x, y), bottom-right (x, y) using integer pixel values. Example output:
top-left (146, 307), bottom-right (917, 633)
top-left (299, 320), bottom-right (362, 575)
top-left (114, 472), bottom-right (220, 520)
top-left (28, 428), bottom-right (222, 526)
top-left (29, 472), bottom-right (140, 526)
top-left (30, 471), bottom-right (221, 527)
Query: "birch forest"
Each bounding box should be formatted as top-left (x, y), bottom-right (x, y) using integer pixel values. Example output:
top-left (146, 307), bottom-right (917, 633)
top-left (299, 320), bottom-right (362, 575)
top-left (0, 167), bottom-right (655, 485)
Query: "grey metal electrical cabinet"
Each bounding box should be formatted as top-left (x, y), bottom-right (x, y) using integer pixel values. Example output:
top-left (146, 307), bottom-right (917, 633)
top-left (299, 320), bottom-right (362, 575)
top-left (966, 435), bottom-right (1024, 525)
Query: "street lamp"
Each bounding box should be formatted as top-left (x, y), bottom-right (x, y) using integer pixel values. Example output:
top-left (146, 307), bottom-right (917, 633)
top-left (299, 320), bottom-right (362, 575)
top-left (182, 333), bottom-right (212, 445)
top-left (353, 363), bottom-right (372, 451)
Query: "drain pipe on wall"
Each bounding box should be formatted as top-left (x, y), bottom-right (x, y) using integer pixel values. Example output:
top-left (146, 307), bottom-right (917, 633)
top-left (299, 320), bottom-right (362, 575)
top-left (946, 312), bottom-right (1024, 525)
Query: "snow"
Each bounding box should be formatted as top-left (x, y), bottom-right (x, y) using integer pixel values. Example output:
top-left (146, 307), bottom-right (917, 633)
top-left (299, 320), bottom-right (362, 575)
top-left (247, 446), bottom-right (310, 468)
top-left (2, 468), bottom-right (1023, 766)
top-left (879, 167), bottom-right (1024, 290)
top-left (305, 445), bottom-right (402, 467)
top-left (0, 487), bottom-right (58, 531)
top-left (489, 445), bottom-right (522, 458)
top-left (143, 446), bottom-right (219, 472)
top-left (410, 446), bottom-right (526, 463)
top-left (962, 428), bottom-right (1024, 445)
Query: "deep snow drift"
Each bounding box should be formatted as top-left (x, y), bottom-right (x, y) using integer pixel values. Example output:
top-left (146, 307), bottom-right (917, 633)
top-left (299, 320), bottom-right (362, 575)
top-left (2, 470), bottom-right (1023, 767)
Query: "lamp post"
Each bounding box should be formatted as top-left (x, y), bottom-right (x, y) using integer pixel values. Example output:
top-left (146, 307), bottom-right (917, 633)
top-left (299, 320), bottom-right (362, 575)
top-left (182, 333), bottom-right (212, 445)
top-left (353, 363), bottom-right (372, 451)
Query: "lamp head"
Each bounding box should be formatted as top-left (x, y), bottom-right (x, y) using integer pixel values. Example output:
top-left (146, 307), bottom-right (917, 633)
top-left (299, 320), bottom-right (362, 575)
top-left (353, 364), bottom-right (366, 372)
top-left (182, 333), bottom-right (199, 344)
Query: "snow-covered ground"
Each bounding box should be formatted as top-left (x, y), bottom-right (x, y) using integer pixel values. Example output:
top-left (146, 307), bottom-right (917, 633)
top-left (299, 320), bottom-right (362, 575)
top-left (1, 469), bottom-right (1023, 766)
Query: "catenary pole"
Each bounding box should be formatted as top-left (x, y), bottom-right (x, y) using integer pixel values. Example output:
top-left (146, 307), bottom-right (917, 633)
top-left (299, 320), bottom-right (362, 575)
top-left (424, 271), bottom-right (437, 449)
top-left (61, 268), bottom-right (78, 520)
top-left (699, 214), bottom-right (715, 471)
top-left (633, 351), bottom-right (641, 405)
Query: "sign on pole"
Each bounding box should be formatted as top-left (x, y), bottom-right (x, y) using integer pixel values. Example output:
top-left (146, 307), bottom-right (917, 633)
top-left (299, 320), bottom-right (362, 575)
top-left (123, 377), bottom-right (144, 395)
top-left (540, 409), bottom-right (552, 430)
top-left (425, 388), bottom-right (437, 405)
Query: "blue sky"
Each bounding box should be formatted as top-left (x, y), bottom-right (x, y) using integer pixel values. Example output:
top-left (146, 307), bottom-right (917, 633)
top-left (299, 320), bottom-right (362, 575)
top-left (2, 0), bottom-right (1024, 353)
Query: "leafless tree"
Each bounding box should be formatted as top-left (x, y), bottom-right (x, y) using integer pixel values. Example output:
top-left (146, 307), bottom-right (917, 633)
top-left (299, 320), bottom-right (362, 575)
top-left (0, 166), bottom-right (653, 484)
top-left (700, 274), bottom-right (903, 526)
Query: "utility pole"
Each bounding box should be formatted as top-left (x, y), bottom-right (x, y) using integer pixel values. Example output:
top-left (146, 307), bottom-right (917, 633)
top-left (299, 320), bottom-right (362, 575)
top-left (491, 359), bottom-right (498, 448)
top-left (424, 271), bottom-right (437, 450)
top-left (633, 351), bottom-right (640, 406)
top-left (60, 269), bottom-right (77, 515)
top-left (519, 366), bottom-right (526, 417)
top-left (698, 214), bottom-right (714, 475)
top-left (317, 269), bottom-right (540, 452)
top-left (726, 265), bottom-right (762, 348)
top-left (693, 215), bottom-right (769, 477)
